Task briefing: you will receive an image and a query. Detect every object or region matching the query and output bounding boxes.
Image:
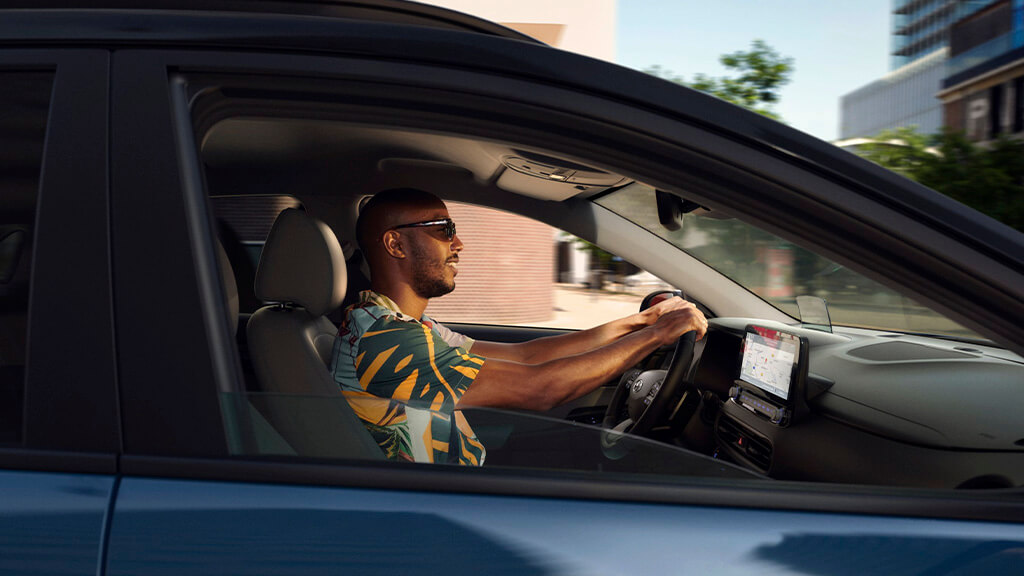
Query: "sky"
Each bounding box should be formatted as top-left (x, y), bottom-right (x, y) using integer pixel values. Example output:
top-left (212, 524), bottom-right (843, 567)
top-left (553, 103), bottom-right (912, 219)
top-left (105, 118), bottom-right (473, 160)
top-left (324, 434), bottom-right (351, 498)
top-left (616, 0), bottom-right (892, 141)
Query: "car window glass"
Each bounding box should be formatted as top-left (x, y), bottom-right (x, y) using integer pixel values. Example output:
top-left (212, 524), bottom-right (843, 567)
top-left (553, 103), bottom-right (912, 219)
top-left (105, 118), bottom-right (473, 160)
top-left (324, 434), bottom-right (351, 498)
top-left (0, 71), bottom-right (54, 446)
top-left (597, 183), bottom-right (980, 340)
top-left (427, 202), bottom-right (676, 329)
top-left (211, 194), bottom-right (302, 315)
top-left (189, 85), bottom-right (1019, 498)
top-left (220, 390), bottom-right (762, 481)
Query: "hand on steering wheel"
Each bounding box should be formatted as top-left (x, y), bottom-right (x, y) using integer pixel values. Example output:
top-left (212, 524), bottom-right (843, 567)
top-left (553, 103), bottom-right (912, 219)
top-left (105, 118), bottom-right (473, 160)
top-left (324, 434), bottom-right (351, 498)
top-left (601, 291), bottom-right (704, 458)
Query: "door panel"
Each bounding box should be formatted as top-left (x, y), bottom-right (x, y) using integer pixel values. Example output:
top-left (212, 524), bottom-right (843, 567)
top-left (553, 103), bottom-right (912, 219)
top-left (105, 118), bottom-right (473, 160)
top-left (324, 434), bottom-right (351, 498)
top-left (0, 48), bottom-right (117, 576)
top-left (107, 45), bottom-right (1024, 576)
top-left (107, 477), bottom-right (1024, 575)
top-left (0, 470), bottom-right (114, 576)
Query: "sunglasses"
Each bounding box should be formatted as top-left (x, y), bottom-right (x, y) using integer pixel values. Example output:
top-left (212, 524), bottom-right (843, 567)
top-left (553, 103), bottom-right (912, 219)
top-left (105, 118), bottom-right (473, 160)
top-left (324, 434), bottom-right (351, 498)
top-left (390, 218), bottom-right (457, 240)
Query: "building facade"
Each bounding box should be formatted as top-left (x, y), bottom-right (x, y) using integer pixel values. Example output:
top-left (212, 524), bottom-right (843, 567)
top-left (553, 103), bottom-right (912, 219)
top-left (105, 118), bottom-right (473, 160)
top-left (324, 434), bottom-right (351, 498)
top-left (839, 1), bottom-right (997, 140)
top-left (938, 0), bottom-right (1024, 141)
top-left (839, 48), bottom-right (948, 139)
top-left (891, 0), bottom-right (993, 69)
top-left (415, 1), bottom-right (616, 324)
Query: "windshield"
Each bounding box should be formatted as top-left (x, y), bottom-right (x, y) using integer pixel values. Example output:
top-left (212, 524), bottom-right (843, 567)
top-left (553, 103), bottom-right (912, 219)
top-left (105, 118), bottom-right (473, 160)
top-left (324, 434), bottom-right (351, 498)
top-left (596, 183), bottom-right (981, 340)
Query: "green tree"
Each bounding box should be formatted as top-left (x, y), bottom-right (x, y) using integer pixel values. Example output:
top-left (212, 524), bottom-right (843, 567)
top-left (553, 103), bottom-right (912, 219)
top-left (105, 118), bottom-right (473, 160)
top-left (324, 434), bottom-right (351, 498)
top-left (646, 39), bottom-right (794, 120)
top-left (855, 126), bottom-right (935, 178)
top-left (859, 127), bottom-right (1024, 231)
top-left (572, 237), bottom-right (614, 269)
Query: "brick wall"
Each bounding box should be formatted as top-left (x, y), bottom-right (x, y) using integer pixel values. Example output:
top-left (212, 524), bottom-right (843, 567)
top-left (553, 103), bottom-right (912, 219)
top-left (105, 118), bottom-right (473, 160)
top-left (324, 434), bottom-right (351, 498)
top-left (426, 203), bottom-right (555, 324)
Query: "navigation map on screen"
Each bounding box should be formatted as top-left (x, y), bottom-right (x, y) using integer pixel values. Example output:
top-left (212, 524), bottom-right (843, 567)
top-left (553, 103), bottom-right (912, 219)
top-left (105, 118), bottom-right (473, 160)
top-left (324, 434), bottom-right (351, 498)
top-left (739, 328), bottom-right (799, 401)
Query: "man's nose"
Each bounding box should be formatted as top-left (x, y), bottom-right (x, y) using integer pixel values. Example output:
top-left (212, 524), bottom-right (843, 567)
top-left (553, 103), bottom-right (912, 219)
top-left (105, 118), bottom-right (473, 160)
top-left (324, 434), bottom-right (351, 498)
top-left (451, 234), bottom-right (464, 251)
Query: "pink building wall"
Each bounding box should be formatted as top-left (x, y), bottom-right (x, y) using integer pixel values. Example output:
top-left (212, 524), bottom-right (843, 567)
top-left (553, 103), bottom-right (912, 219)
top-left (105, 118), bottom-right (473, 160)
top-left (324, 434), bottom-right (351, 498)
top-left (426, 203), bottom-right (555, 325)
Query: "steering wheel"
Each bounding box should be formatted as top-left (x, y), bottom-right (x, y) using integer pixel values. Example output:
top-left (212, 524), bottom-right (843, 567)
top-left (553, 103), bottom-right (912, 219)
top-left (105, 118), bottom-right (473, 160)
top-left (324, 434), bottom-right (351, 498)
top-left (600, 291), bottom-right (700, 457)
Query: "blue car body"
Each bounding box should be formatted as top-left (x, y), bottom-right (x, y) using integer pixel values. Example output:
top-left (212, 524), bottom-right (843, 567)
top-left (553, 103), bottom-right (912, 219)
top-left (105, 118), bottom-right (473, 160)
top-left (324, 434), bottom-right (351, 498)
top-left (0, 2), bottom-right (1022, 574)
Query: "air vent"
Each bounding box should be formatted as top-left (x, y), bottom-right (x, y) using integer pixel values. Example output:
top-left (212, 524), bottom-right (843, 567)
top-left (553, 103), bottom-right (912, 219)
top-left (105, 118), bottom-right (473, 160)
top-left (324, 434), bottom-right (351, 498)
top-left (717, 416), bottom-right (772, 471)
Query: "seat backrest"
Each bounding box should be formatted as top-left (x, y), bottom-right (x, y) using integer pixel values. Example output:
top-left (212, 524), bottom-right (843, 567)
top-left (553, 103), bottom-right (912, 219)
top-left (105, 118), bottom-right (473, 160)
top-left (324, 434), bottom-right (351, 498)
top-left (247, 208), bottom-right (382, 460)
top-left (216, 240), bottom-right (239, 335)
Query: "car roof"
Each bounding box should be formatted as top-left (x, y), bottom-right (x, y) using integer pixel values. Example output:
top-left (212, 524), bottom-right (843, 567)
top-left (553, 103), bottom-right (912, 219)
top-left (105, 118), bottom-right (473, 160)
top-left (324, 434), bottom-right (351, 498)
top-left (0, 0), bottom-right (541, 42)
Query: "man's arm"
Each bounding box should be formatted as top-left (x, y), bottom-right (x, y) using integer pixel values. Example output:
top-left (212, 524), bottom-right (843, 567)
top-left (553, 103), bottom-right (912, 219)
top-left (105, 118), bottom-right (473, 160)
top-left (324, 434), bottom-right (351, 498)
top-left (471, 296), bottom-right (697, 364)
top-left (457, 306), bottom-right (705, 412)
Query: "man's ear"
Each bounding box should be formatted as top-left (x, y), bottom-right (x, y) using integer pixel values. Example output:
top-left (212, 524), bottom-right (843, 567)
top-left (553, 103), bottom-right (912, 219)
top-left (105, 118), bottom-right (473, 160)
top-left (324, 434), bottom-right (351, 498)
top-left (381, 230), bottom-right (406, 259)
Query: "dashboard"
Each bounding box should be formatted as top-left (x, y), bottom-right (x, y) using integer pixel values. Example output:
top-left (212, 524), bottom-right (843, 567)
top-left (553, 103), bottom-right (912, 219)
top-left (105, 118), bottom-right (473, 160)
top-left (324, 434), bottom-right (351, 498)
top-left (695, 318), bottom-right (1024, 489)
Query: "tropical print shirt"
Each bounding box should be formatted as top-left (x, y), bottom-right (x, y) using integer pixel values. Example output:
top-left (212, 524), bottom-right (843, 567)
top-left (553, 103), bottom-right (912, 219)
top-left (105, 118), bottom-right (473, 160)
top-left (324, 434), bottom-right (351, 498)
top-left (330, 290), bottom-right (487, 465)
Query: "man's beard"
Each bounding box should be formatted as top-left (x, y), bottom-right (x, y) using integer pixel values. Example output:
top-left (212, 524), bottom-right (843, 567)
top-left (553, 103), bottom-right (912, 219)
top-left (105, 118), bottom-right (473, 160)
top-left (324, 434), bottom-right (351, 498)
top-left (408, 241), bottom-right (456, 299)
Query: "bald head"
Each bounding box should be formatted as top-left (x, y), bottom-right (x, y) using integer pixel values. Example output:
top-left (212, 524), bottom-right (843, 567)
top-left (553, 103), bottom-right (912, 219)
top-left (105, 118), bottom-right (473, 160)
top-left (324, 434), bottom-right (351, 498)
top-left (357, 188), bottom-right (446, 259)
top-left (356, 188), bottom-right (464, 308)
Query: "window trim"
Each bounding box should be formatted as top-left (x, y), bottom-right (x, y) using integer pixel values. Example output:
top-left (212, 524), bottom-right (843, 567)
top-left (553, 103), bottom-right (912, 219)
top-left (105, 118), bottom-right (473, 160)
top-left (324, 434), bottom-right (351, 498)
top-left (109, 51), bottom-right (231, 458)
top-left (0, 448), bottom-right (116, 475)
top-left (0, 50), bottom-right (120, 461)
top-left (120, 454), bottom-right (1024, 525)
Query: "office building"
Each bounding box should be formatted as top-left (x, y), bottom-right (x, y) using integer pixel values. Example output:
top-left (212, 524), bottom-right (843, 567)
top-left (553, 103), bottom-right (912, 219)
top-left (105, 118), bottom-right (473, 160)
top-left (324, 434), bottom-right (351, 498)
top-left (891, 0), bottom-right (992, 69)
top-left (938, 0), bottom-right (1024, 141)
top-left (839, 1), bottom-right (996, 140)
top-left (839, 49), bottom-right (947, 139)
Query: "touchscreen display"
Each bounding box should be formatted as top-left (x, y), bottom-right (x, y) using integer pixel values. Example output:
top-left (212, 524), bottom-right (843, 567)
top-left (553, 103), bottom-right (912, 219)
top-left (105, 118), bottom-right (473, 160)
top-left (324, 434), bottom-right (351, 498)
top-left (739, 327), bottom-right (799, 401)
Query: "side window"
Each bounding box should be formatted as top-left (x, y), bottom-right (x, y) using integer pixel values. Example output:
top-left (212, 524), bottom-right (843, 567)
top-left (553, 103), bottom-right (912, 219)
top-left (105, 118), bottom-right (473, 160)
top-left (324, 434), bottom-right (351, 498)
top-left (192, 109), bottom-right (729, 479)
top-left (426, 202), bottom-right (674, 329)
top-left (0, 72), bottom-right (54, 446)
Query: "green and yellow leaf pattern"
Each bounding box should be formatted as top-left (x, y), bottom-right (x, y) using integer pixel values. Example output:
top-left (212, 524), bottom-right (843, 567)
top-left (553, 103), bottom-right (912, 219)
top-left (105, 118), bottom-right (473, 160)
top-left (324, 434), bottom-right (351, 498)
top-left (331, 291), bottom-right (487, 465)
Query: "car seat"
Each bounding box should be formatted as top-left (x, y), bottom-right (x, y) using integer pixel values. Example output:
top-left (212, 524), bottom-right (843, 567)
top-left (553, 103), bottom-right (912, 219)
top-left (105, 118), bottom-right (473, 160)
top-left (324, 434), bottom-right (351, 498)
top-left (246, 208), bottom-right (383, 459)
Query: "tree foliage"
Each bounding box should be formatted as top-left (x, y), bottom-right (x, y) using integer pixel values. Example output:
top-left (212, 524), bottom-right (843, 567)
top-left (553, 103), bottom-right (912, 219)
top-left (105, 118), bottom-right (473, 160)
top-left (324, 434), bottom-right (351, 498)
top-left (646, 39), bottom-right (794, 120)
top-left (859, 127), bottom-right (1024, 231)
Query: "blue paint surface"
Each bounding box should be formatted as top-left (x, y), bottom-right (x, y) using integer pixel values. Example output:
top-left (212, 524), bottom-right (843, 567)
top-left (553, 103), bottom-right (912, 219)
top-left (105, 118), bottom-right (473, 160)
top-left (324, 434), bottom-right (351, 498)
top-left (0, 470), bottom-right (114, 576)
top-left (107, 477), bottom-right (1024, 575)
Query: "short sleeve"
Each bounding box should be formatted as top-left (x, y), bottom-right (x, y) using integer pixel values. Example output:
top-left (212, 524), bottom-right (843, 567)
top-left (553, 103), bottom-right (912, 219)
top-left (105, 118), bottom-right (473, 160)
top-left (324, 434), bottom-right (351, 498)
top-left (425, 316), bottom-right (475, 351)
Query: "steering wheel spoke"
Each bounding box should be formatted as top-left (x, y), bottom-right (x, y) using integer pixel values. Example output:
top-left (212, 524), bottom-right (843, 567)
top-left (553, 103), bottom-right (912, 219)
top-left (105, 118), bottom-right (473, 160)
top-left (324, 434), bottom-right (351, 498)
top-left (612, 418), bottom-right (633, 435)
top-left (600, 290), bottom-right (702, 458)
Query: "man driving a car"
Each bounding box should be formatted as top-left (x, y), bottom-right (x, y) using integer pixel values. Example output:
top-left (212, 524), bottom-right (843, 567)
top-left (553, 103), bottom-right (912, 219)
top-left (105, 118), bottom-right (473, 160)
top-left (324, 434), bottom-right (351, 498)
top-left (330, 188), bottom-right (707, 465)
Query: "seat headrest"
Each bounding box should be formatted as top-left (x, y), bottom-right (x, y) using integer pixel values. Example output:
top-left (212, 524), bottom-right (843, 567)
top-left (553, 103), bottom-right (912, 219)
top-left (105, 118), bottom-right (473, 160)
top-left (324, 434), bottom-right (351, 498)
top-left (254, 208), bottom-right (347, 317)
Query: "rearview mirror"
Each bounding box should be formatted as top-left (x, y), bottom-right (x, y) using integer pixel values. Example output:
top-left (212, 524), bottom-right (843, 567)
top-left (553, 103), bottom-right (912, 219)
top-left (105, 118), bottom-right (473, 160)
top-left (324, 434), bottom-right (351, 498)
top-left (656, 190), bottom-right (702, 231)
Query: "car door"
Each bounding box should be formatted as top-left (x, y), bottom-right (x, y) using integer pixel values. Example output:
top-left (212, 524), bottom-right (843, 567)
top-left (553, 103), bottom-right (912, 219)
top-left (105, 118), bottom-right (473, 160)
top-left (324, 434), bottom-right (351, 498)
top-left (0, 50), bottom-right (119, 574)
top-left (99, 11), bottom-right (1024, 573)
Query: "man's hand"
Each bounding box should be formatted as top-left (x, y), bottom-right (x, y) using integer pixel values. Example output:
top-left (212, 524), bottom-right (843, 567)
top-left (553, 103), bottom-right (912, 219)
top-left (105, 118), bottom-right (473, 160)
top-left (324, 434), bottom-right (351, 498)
top-left (474, 295), bottom-right (706, 365)
top-left (650, 300), bottom-right (707, 344)
top-left (464, 296), bottom-right (708, 412)
top-left (639, 294), bottom-right (687, 321)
